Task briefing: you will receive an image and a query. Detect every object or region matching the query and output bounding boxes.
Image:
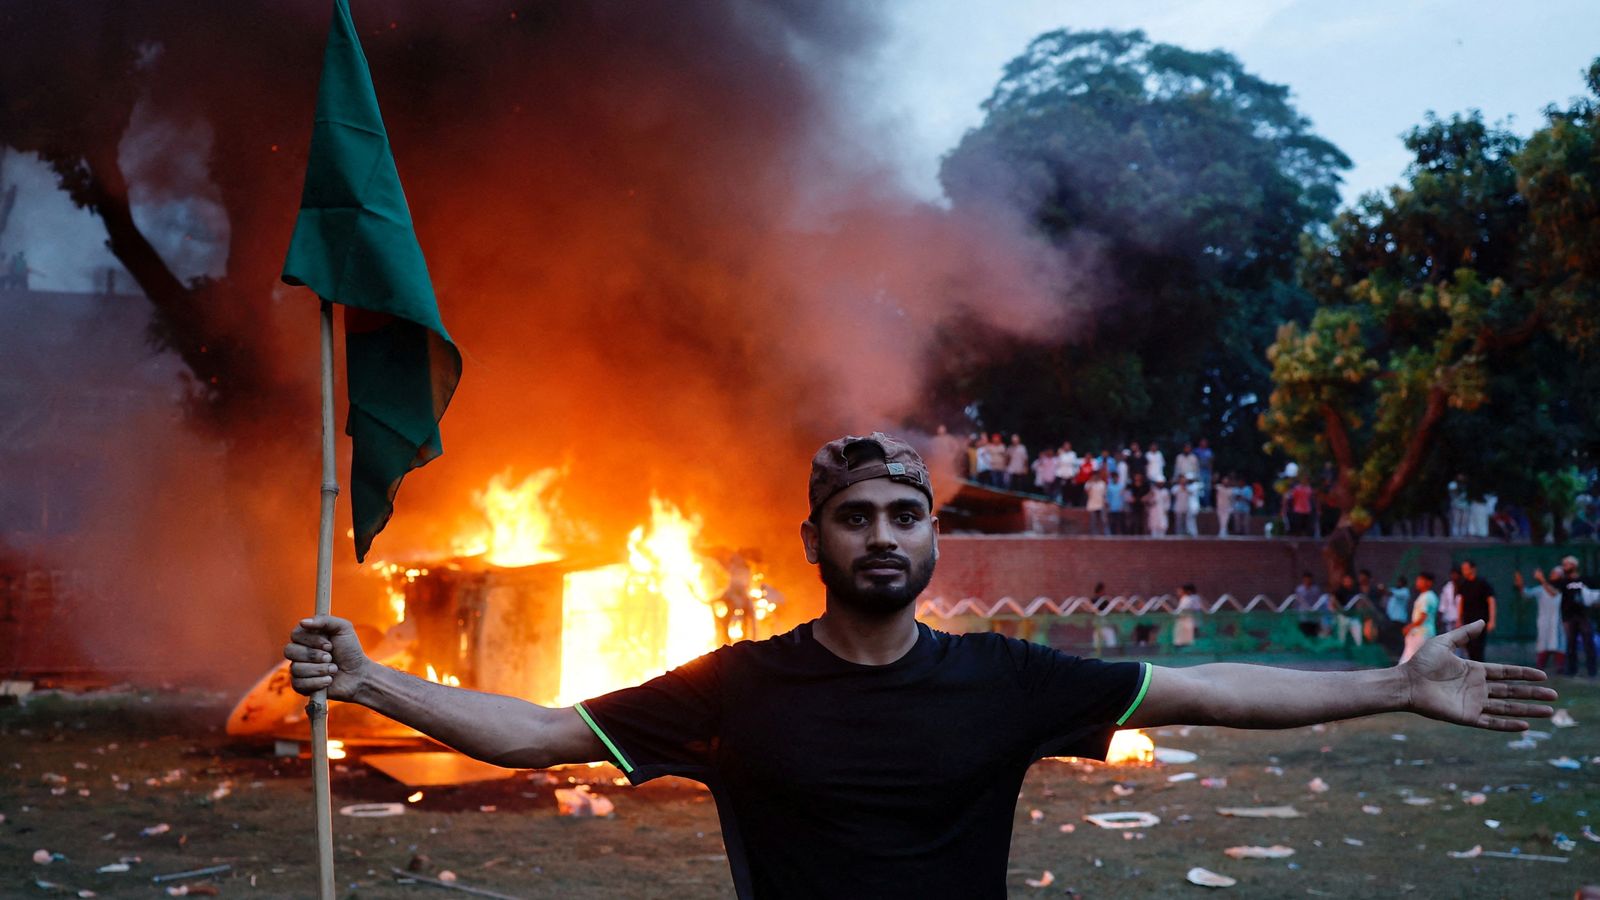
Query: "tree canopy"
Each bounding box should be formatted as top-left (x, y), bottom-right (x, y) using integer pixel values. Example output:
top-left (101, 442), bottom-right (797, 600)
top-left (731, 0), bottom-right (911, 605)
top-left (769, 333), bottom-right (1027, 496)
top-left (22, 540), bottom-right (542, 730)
top-left (933, 29), bottom-right (1348, 467)
top-left (1262, 61), bottom-right (1600, 572)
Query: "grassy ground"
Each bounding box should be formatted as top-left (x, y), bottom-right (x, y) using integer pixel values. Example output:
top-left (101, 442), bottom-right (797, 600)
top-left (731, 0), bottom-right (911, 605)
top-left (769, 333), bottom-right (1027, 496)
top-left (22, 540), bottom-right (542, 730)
top-left (1, 678), bottom-right (1596, 899)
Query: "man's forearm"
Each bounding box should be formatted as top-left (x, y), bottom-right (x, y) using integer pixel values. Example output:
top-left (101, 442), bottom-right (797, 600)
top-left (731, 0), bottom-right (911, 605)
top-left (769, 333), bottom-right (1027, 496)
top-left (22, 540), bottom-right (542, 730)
top-left (1163, 663), bottom-right (1410, 729)
top-left (351, 664), bottom-right (570, 768)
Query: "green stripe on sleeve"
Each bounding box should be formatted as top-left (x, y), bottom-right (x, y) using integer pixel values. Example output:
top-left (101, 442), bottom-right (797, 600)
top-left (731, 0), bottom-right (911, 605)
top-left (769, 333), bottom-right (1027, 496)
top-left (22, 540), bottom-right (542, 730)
top-left (1115, 662), bottom-right (1153, 727)
top-left (575, 702), bottom-right (634, 774)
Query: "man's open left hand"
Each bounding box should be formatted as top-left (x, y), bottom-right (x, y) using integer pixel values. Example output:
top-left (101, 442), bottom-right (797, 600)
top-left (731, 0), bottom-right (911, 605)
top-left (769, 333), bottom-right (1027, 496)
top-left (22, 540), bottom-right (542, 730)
top-left (1402, 621), bottom-right (1557, 731)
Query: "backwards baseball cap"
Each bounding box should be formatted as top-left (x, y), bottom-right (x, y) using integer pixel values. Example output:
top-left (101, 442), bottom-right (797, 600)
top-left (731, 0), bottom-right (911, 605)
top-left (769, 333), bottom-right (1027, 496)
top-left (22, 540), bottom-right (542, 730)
top-left (809, 432), bottom-right (934, 517)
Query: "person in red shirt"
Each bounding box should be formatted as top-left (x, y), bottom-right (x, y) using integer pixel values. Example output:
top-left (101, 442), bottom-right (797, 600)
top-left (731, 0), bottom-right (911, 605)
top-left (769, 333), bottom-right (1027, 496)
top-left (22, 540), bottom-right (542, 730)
top-left (1289, 476), bottom-right (1315, 536)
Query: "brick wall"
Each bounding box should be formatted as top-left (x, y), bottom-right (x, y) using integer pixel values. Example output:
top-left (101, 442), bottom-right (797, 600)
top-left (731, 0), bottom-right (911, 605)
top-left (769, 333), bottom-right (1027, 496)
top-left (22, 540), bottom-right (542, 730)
top-left (926, 535), bottom-right (1466, 602)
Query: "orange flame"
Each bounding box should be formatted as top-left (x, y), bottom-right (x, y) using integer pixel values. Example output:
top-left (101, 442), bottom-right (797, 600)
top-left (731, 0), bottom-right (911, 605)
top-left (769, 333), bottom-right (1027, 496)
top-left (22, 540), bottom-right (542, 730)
top-left (455, 468), bottom-right (566, 567)
top-left (557, 496), bottom-right (719, 705)
top-left (1105, 729), bottom-right (1155, 765)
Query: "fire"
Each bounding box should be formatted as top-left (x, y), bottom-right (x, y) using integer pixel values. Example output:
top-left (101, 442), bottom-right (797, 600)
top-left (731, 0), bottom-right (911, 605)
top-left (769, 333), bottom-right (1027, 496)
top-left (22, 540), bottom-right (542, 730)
top-left (556, 495), bottom-right (719, 705)
top-left (1105, 729), bottom-right (1155, 765)
top-left (455, 468), bottom-right (566, 567)
top-left (326, 739), bottom-right (346, 761)
top-left (368, 561), bottom-right (428, 623)
top-left (424, 664), bottom-right (462, 688)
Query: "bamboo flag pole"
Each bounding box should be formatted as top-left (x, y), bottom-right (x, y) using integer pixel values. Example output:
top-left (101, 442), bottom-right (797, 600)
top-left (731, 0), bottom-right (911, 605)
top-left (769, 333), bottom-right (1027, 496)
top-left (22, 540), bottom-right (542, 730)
top-left (309, 298), bottom-right (339, 900)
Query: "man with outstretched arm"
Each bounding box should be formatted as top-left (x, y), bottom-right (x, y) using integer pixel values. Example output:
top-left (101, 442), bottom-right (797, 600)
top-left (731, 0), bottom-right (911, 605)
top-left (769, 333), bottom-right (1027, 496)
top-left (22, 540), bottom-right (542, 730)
top-left (286, 433), bottom-right (1556, 900)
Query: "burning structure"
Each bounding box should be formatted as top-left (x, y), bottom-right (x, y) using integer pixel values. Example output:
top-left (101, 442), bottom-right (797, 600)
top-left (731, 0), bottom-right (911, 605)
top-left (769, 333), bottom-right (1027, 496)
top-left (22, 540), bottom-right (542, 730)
top-left (228, 470), bottom-right (780, 739)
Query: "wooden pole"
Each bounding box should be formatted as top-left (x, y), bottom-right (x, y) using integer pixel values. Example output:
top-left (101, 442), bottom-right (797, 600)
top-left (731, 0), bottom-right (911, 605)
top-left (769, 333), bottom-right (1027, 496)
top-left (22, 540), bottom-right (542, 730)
top-left (309, 298), bottom-right (339, 899)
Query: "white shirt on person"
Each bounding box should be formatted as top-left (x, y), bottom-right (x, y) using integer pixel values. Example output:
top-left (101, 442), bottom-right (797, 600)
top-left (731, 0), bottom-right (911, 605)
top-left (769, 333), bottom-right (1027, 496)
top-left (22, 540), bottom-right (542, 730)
top-left (1174, 452), bottom-right (1199, 478)
top-left (1145, 450), bottom-right (1165, 483)
top-left (1085, 478), bottom-right (1107, 511)
top-left (1059, 450), bottom-right (1080, 475)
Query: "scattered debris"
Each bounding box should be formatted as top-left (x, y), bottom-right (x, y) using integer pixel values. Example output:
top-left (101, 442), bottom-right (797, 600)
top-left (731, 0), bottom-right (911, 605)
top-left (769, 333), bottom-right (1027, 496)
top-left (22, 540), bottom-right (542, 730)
top-left (1506, 738), bottom-right (1538, 750)
top-left (1361, 805), bottom-right (1382, 815)
top-left (1186, 867), bottom-right (1236, 888)
top-left (339, 802), bottom-right (405, 818)
top-left (33, 849), bottom-right (55, 865)
top-left (1167, 772), bottom-right (1197, 783)
top-left (1263, 766), bottom-right (1284, 777)
top-left (1404, 797), bottom-right (1434, 806)
top-left (1084, 811), bottom-right (1160, 829)
top-left (96, 863), bottom-right (130, 874)
top-left (1216, 805), bottom-right (1303, 819)
top-left (164, 886), bottom-right (220, 897)
top-left (1463, 793), bottom-right (1487, 806)
top-left (1029, 809), bottom-right (1044, 824)
top-left (1058, 824), bottom-right (1075, 834)
top-left (554, 784), bottom-right (615, 817)
top-left (1582, 825), bottom-right (1600, 843)
top-left (1555, 834), bottom-right (1577, 852)
top-left (1153, 748), bottom-right (1197, 764)
top-left (1391, 734), bottom-right (1407, 742)
top-left (1112, 784), bottom-right (1135, 797)
top-left (1024, 870), bottom-right (1054, 888)
top-left (139, 824), bottom-right (170, 837)
top-left (1549, 757), bottom-right (1581, 770)
top-left (1479, 850), bottom-right (1568, 863)
top-left (389, 866), bottom-right (527, 899)
top-left (1224, 845), bottom-right (1295, 859)
top-left (151, 864), bottom-right (231, 884)
top-left (1307, 778), bottom-right (1329, 794)
top-left (34, 879), bottom-right (95, 898)
top-left (1200, 777), bottom-right (1228, 789)
top-left (1484, 820), bottom-right (1501, 829)
top-left (1342, 837), bottom-right (1364, 847)
top-left (1551, 708), bottom-right (1577, 728)
top-left (1448, 845), bottom-right (1482, 859)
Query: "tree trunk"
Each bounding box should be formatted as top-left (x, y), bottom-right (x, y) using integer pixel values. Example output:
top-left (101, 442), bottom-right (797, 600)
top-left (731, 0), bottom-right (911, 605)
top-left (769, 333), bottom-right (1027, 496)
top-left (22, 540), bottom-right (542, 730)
top-left (1321, 515), bottom-right (1366, 590)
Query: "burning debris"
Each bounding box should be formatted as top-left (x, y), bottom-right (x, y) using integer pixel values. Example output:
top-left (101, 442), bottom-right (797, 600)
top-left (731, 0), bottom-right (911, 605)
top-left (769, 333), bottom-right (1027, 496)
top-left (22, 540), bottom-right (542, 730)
top-left (228, 475), bottom-right (784, 742)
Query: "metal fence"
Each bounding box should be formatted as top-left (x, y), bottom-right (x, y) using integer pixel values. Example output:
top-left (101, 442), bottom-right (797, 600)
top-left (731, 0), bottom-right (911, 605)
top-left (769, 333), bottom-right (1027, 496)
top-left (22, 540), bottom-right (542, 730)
top-left (916, 592), bottom-right (1394, 666)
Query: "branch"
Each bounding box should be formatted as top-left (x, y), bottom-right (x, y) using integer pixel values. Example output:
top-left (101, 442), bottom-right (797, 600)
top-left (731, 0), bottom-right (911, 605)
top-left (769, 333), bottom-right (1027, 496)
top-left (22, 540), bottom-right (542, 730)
top-left (1371, 382), bottom-right (1450, 514)
top-left (79, 145), bottom-right (190, 308)
top-left (1318, 402), bottom-right (1357, 508)
top-left (1478, 308), bottom-right (1542, 354)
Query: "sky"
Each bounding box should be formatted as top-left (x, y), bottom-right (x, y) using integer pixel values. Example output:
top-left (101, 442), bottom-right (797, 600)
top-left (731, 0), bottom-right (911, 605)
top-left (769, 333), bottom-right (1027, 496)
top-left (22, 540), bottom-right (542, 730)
top-left (5, 0), bottom-right (1598, 291)
top-left (859, 0), bottom-right (1600, 204)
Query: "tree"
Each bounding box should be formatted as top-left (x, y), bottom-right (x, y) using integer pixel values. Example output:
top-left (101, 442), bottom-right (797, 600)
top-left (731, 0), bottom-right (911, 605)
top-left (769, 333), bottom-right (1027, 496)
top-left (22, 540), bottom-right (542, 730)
top-left (935, 29), bottom-right (1347, 463)
top-left (1264, 70), bottom-right (1600, 582)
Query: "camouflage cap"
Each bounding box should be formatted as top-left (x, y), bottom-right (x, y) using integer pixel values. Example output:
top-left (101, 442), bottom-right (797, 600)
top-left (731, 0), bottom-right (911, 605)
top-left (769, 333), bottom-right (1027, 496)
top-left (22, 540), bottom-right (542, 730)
top-left (808, 432), bottom-right (934, 516)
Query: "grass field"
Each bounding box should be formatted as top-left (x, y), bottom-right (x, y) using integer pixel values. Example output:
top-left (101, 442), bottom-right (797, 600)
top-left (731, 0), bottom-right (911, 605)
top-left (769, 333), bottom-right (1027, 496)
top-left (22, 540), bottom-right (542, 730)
top-left (2, 676), bottom-right (1596, 898)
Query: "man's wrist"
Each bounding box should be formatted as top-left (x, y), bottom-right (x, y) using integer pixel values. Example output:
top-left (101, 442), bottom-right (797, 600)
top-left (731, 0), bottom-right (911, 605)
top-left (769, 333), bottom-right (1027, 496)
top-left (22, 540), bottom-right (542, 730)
top-left (1379, 665), bottom-right (1412, 715)
top-left (346, 659), bottom-right (387, 707)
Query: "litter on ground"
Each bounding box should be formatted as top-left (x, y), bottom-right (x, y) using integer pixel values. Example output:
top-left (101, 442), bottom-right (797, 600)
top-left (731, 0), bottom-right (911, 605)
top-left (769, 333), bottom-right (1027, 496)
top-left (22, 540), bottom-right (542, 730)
top-left (1224, 845), bottom-right (1295, 859)
top-left (1186, 867), bottom-right (1237, 887)
top-left (1217, 805), bottom-right (1303, 819)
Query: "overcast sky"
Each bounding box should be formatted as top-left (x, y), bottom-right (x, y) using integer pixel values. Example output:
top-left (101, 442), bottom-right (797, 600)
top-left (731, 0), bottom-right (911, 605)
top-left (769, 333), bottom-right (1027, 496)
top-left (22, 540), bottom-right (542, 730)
top-left (7, 2), bottom-right (1598, 292)
top-left (860, 0), bottom-right (1600, 204)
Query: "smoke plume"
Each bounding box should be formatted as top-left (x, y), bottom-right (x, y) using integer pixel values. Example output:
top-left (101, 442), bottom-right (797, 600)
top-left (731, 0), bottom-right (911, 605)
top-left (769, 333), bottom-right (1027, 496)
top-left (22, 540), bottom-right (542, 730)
top-left (3, 0), bottom-right (1082, 686)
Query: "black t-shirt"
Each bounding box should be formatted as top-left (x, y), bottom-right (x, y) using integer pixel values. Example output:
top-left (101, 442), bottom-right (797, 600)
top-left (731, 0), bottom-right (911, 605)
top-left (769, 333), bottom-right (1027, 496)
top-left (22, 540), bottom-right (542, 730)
top-left (577, 621), bottom-right (1148, 899)
top-left (1457, 577), bottom-right (1494, 625)
top-left (1559, 576), bottom-right (1596, 621)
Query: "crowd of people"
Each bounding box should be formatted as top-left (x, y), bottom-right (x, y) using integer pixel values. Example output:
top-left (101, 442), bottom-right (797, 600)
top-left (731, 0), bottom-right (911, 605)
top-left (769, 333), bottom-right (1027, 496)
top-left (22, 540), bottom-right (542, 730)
top-left (1285, 557), bottom-right (1599, 676)
top-left (938, 429), bottom-right (1600, 544)
top-left (949, 430), bottom-right (1272, 536)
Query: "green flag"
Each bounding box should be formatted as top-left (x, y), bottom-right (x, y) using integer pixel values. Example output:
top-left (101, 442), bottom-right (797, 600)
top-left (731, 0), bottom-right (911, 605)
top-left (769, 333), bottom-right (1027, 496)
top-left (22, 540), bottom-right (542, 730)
top-left (282, 0), bottom-right (461, 563)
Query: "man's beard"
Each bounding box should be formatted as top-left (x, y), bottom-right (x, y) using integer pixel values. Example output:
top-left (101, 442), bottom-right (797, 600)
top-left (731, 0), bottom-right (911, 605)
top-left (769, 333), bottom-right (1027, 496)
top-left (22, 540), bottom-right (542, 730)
top-left (817, 550), bottom-right (936, 616)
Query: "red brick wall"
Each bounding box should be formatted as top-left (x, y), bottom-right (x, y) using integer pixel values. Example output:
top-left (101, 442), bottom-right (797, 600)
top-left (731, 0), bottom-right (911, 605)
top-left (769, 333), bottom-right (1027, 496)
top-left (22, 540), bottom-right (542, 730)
top-left (926, 535), bottom-right (1464, 602)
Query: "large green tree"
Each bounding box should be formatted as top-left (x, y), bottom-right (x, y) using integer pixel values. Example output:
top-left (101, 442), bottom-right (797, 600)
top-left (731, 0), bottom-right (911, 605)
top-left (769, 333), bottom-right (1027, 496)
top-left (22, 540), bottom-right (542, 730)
top-left (1263, 63), bottom-right (1600, 581)
top-left (934, 29), bottom-right (1348, 464)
